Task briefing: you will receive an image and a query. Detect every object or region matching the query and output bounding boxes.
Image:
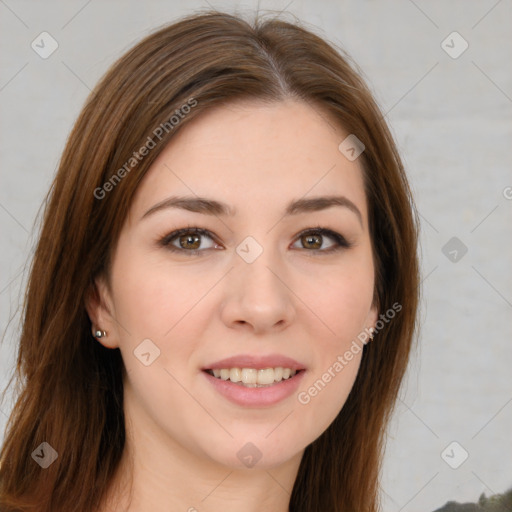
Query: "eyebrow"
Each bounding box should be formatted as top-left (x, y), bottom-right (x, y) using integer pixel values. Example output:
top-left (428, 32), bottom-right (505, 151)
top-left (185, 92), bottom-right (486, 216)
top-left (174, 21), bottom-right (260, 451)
top-left (141, 194), bottom-right (363, 227)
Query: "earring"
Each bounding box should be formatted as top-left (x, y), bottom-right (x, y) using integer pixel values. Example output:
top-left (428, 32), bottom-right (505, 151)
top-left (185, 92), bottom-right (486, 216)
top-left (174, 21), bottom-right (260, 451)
top-left (368, 328), bottom-right (375, 341)
top-left (94, 329), bottom-right (107, 339)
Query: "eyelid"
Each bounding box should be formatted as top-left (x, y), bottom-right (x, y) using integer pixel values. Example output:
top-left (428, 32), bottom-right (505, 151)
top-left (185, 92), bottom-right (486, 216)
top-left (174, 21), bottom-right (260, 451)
top-left (158, 226), bottom-right (352, 255)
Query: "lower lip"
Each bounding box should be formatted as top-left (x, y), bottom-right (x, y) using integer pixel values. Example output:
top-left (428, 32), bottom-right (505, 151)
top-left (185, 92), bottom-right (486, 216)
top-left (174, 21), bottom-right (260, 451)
top-left (202, 370), bottom-right (306, 407)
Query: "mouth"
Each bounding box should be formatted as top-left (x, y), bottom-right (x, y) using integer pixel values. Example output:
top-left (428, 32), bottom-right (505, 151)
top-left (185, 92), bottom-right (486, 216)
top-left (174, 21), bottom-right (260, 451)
top-left (203, 367), bottom-right (305, 388)
top-left (201, 354), bottom-right (307, 406)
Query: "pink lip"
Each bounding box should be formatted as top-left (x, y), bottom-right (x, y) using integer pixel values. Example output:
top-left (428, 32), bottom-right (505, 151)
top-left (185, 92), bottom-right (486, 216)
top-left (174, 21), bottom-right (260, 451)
top-left (202, 354), bottom-right (306, 371)
top-left (202, 369), bottom-right (306, 407)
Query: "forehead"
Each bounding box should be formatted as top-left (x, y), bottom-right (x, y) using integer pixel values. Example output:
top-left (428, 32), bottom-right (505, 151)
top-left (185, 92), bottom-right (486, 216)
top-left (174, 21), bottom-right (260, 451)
top-left (129, 98), bottom-right (368, 223)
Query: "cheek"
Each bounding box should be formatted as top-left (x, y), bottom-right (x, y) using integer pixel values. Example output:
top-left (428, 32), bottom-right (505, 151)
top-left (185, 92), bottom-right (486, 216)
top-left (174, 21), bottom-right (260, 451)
top-left (110, 246), bottom-right (213, 340)
top-left (291, 258), bottom-right (373, 433)
top-left (296, 350), bottom-right (362, 439)
top-left (110, 245), bottom-right (224, 379)
top-left (298, 258), bottom-right (375, 344)
top-left (294, 299), bottom-right (365, 442)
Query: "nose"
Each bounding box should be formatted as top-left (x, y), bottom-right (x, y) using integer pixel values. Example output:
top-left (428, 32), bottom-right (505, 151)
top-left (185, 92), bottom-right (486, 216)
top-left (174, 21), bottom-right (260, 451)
top-left (220, 249), bottom-right (296, 335)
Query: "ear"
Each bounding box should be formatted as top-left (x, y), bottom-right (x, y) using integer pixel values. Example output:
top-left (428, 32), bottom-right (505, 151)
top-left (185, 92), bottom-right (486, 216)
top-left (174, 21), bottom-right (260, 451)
top-left (84, 274), bottom-right (120, 349)
top-left (366, 301), bottom-right (379, 342)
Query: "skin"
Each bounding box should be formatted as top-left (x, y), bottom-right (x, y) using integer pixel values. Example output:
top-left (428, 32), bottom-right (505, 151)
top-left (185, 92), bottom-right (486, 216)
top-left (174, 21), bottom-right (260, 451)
top-left (86, 98), bottom-right (378, 512)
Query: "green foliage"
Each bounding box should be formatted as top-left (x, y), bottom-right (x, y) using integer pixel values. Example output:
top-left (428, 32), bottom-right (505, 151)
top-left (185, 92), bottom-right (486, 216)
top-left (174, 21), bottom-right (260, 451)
top-left (432, 487), bottom-right (512, 512)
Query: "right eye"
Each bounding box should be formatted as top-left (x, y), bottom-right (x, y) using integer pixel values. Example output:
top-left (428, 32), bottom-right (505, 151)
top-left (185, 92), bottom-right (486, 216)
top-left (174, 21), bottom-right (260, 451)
top-left (158, 227), bottom-right (223, 255)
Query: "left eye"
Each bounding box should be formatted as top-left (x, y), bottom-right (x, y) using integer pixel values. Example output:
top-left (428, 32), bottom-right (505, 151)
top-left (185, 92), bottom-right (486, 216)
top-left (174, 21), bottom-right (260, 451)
top-left (291, 228), bottom-right (351, 253)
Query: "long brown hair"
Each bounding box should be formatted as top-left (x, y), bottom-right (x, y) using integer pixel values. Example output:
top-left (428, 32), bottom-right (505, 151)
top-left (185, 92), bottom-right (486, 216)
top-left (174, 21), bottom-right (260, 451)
top-left (0, 10), bottom-right (420, 512)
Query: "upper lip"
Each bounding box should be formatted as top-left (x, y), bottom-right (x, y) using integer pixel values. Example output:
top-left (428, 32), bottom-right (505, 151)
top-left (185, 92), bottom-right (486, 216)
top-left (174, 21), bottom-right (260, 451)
top-left (202, 354), bottom-right (306, 371)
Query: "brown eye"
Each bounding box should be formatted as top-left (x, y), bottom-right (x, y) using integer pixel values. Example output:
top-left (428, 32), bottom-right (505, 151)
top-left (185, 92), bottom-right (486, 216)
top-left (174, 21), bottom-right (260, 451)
top-left (178, 233), bottom-right (201, 250)
top-left (292, 228), bottom-right (352, 254)
top-left (301, 233), bottom-right (323, 250)
top-left (159, 226), bottom-right (351, 256)
top-left (159, 228), bottom-right (220, 254)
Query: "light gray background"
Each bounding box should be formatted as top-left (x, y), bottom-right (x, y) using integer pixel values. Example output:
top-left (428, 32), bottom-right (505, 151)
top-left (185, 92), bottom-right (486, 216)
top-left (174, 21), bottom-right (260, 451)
top-left (1, 1), bottom-right (511, 510)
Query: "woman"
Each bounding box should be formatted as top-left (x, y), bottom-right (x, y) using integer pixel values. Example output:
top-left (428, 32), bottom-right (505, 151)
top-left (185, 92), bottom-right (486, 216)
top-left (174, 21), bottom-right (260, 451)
top-left (0, 10), bottom-right (420, 512)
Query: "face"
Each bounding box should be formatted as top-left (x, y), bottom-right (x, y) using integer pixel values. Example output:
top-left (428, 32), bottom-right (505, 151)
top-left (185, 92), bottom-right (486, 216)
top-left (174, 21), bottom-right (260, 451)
top-left (88, 98), bottom-right (378, 471)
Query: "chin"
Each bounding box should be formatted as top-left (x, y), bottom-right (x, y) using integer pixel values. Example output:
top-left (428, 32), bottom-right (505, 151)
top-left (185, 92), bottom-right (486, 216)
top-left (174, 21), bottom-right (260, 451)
top-left (196, 434), bottom-right (302, 471)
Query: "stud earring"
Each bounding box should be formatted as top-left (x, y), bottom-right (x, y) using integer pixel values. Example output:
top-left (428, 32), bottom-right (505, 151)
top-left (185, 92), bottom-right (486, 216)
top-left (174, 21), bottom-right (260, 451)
top-left (94, 329), bottom-right (107, 339)
top-left (369, 328), bottom-right (375, 341)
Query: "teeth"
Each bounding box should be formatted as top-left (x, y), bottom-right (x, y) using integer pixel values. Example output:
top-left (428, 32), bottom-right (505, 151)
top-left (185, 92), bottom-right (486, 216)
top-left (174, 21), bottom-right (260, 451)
top-left (209, 367), bottom-right (298, 386)
top-left (257, 368), bottom-right (275, 385)
top-left (242, 368), bottom-right (257, 385)
top-left (229, 368), bottom-right (242, 382)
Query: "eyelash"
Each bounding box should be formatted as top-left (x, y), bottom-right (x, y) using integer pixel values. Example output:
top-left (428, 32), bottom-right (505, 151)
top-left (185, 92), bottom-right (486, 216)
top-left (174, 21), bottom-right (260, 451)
top-left (157, 225), bottom-right (352, 256)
